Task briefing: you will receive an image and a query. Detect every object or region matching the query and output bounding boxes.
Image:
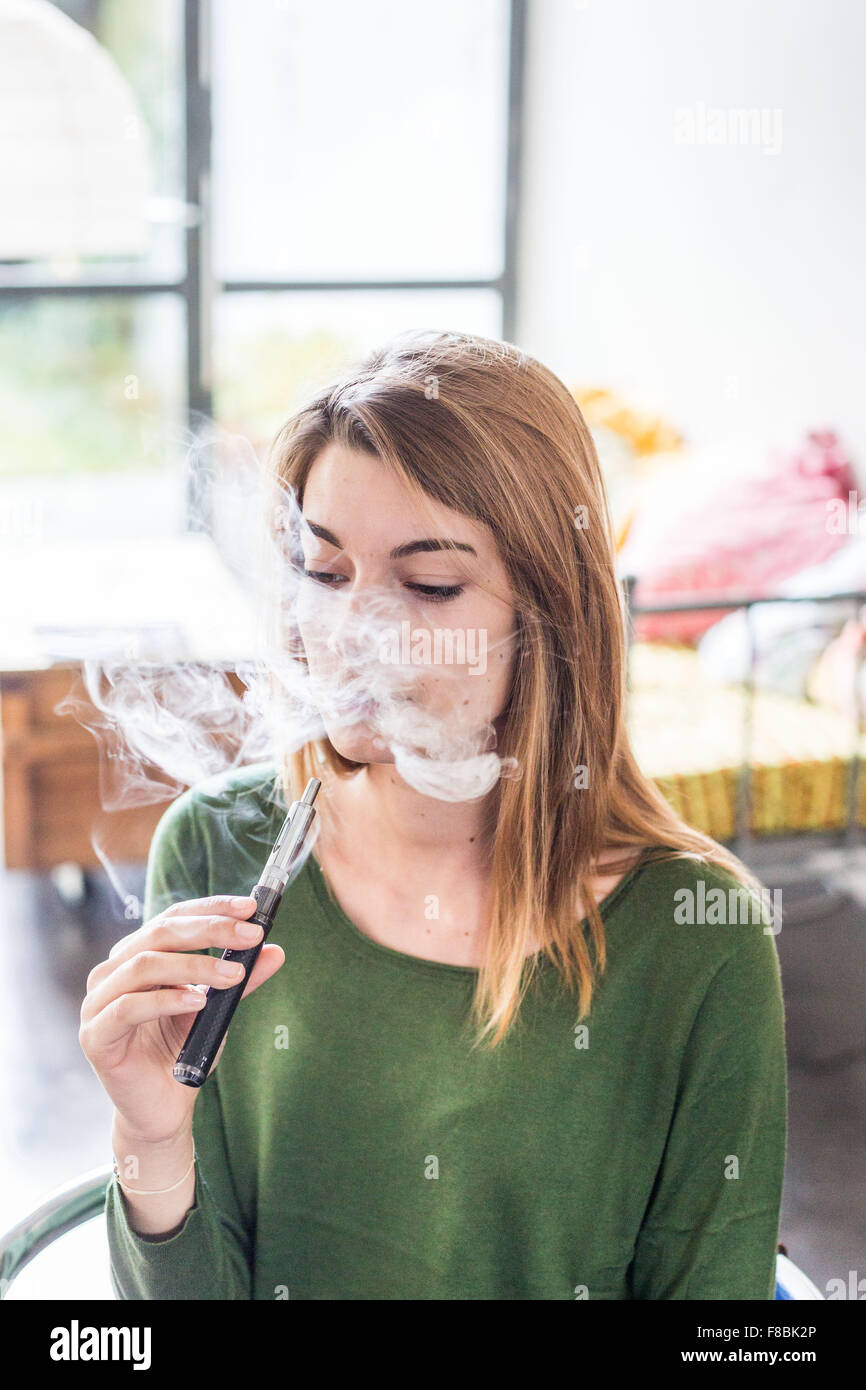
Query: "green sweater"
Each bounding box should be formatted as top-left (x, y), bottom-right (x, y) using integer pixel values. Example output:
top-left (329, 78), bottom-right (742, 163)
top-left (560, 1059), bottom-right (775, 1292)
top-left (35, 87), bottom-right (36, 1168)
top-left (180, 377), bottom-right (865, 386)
top-left (105, 763), bottom-right (788, 1300)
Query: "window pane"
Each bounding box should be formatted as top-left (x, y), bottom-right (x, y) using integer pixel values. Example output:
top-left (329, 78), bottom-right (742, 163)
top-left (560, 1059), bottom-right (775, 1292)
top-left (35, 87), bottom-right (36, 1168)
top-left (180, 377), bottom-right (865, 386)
top-left (213, 288), bottom-right (503, 450)
top-left (0, 0), bottom-right (184, 286)
top-left (0, 294), bottom-right (186, 538)
top-left (209, 288), bottom-right (502, 583)
top-left (211, 0), bottom-right (510, 281)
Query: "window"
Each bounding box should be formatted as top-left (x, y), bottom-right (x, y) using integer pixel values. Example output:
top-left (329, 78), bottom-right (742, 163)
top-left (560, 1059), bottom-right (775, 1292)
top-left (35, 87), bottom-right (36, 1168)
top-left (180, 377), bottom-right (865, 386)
top-left (0, 0), bottom-right (525, 545)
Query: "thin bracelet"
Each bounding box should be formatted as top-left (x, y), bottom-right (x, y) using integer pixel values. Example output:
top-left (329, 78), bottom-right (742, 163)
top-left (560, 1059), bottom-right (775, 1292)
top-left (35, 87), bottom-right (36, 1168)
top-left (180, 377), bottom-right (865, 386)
top-left (112, 1146), bottom-right (196, 1196)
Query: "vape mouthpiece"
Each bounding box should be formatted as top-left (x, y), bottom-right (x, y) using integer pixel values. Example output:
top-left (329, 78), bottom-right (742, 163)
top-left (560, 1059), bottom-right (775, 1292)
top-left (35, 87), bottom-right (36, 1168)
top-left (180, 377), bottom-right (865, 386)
top-left (301, 779), bottom-right (321, 805)
top-left (270, 778), bottom-right (321, 876)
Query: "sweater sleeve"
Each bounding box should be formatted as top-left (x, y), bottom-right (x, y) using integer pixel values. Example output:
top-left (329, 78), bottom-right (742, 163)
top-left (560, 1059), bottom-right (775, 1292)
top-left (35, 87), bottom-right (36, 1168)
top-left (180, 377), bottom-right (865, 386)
top-left (105, 792), bottom-right (254, 1300)
top-left (628, 923), bottom-right (788, 1300)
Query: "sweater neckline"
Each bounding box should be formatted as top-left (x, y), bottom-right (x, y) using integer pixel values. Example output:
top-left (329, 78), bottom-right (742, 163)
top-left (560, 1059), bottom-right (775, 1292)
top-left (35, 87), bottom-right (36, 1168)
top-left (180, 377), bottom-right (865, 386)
top-left (303, 844), bottom-right (652, 979)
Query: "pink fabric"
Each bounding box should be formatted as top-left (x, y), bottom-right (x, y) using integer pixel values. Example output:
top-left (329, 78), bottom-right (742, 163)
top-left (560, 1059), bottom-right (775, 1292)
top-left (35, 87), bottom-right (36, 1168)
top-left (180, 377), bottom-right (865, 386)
top-left (621, 430), bottom-right (858, 643)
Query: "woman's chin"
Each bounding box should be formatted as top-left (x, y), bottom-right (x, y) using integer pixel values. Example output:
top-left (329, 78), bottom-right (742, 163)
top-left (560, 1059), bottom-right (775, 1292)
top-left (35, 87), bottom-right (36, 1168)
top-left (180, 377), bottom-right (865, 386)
top-left (325, 718), bottom-right (394, 764)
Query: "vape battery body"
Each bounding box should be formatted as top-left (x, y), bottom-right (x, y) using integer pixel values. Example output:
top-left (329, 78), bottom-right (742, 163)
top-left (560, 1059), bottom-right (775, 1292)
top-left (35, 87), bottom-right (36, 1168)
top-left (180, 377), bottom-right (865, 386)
top-left (173, 779), bottom-right (321, 1087)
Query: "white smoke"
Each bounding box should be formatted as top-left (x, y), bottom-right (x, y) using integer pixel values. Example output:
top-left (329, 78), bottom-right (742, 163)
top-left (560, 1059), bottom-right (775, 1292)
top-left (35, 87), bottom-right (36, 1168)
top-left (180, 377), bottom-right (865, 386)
top-left (56, 416), bottom-right (522, 869)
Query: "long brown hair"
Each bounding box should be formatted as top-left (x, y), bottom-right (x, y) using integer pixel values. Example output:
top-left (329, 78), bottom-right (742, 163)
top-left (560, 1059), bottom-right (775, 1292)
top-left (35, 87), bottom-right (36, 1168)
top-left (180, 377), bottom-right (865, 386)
top-left (266, 328), bottom-right (765, 1048)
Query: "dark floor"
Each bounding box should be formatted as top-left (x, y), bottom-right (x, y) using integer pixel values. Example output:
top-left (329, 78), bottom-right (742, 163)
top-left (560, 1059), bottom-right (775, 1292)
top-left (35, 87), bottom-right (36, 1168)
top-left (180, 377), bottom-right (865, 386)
top-left (1, 834), bottom-right (864, 1298)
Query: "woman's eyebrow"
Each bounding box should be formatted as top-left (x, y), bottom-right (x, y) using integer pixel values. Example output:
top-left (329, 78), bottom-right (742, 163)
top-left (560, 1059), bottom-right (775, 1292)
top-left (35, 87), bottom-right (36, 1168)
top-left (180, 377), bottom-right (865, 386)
top-left (303, 520), bottom-right (477, 560)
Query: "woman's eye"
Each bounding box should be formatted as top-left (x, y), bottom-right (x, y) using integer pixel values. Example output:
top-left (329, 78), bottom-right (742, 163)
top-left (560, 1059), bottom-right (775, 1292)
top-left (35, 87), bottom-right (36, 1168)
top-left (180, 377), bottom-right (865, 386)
top-left (300, 570), bottom-right (464, 603)
top-left (300, 568), bottom-right (346, 586)
top-left (406, 583), bottom-right (465, 603)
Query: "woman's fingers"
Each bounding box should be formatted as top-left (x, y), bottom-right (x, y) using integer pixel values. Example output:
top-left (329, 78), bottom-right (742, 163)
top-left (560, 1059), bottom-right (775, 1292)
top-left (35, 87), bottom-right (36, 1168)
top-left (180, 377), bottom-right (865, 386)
top-left (84, 944), bottom-right (252, 1025)
top-left (106, 895), bottom-right (258, 963)
top-left (245, 942), bottom-right (285, 993)
top-left (82, 944), bottom-right (285, 1053)
top-left (88, 904), bottom-right (261, 1001)
top-left (85, 985), bottom-right (210, 1051)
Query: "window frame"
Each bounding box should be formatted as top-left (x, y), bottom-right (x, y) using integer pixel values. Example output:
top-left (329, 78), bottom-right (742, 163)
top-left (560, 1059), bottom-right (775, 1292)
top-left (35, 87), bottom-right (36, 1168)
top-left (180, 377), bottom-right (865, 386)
top-left (0, 0), bottom-right (527, 528)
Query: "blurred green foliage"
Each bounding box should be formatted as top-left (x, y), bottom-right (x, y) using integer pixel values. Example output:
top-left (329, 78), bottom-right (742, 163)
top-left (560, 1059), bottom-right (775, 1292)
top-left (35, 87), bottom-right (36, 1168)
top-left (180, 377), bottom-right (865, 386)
top-left (214, 322), bottom-right (362, 455)
top-left (0, 298), bottom-right (179, 477)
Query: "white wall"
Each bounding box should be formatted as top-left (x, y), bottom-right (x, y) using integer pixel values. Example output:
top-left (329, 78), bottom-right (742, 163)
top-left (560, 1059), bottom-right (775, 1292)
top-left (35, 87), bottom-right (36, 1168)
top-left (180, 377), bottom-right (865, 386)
top-left (516, 0), bottom-right (866, 468)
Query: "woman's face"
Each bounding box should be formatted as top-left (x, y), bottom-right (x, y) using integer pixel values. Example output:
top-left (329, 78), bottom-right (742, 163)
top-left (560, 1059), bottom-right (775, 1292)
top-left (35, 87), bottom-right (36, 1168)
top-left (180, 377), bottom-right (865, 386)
top-left (295, 442), bottom-right (518, 770)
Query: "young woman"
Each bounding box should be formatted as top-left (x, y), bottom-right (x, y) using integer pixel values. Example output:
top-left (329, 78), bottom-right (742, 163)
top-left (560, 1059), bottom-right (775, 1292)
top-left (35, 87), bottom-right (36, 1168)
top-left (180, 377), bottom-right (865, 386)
top-left (81, 329), bottom-right (787, 1300)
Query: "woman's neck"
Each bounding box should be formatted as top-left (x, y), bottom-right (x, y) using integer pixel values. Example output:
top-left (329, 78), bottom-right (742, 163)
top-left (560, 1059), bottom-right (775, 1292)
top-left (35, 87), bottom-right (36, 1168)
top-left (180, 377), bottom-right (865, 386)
top-left (316, 761), bottom-right (494, 879)
top-left (304, 759), bottom-right (640, 966)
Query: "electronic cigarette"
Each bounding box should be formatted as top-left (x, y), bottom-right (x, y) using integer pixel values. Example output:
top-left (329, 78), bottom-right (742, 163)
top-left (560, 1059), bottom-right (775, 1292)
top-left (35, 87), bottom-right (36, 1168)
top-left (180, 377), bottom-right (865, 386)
top-left (173, 777), bottom-right (322, 1087)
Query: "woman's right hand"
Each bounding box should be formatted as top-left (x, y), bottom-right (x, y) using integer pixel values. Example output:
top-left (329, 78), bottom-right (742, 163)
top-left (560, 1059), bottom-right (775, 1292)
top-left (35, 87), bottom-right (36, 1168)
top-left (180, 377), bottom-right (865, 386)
top-left (79, 894), bottom-right (286, 1145)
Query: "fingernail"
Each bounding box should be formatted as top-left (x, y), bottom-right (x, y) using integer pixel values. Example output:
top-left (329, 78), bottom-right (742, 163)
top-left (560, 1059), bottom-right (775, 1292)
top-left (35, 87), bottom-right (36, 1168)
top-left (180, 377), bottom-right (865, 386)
top-left (216, 959), bottom-right (245, 977)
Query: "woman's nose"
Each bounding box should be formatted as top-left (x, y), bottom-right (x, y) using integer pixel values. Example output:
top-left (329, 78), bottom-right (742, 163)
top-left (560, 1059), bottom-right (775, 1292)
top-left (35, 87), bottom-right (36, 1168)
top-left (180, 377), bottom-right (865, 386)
top-left (323, 578), bottom-right (395, 662)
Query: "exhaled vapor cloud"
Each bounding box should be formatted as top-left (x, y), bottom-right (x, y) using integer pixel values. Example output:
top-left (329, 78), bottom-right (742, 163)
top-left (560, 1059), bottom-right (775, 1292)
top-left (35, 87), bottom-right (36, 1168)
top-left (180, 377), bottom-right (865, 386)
top-left (56, 422), bottom-right (522, 902)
